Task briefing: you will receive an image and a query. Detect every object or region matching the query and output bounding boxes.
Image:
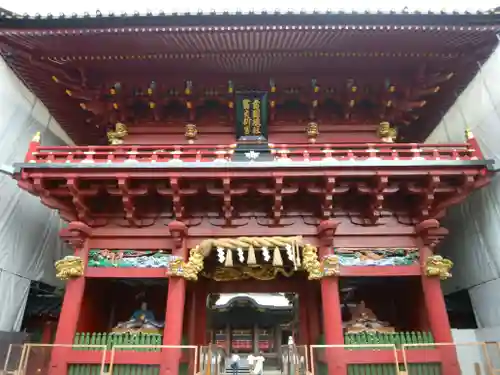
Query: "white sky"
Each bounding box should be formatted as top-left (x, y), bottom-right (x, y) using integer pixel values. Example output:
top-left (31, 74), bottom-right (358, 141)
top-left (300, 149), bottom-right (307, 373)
top-left (2, 1), bottom-right (500, 16)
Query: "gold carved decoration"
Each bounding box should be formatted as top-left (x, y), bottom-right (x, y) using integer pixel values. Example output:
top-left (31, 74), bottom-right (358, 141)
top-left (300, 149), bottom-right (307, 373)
top-left (306, 122), bottom-right (319, 143)
top-left (203, 265), bottom-right (295, 282)
top-left (55, 255), bottom-right (84, 281)
top-left (377, 121), bottom-right (397, 143)
top-left (424, 255), bottom-right (453, 280)
top-left (184, 123), bottom-right (198, 144)
top-left (32, 131), bottom-right (41, 142)
top-left (181, 247), bottom-right (205, 281)
top-left (107, 122), bottom-right (128, 145)
top-left (180, 236), bottom-right (324, 281)
top-left (302, 244), bottom-right (323, 280)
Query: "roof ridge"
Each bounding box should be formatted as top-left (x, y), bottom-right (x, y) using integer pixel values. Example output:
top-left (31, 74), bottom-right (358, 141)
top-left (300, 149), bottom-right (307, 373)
top-left (2, 8), bottom-right (500, 20)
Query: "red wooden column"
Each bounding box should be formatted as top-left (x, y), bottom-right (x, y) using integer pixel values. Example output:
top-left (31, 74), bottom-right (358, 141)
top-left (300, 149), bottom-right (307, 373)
top-left (298, 291), bottom-right (310, 345)
top-left (195, 284), bottom-right (208, 345)
top-left (317, 220), bottom-right (346, 375)
top-left (161, 221), bottom-right (189, 375)
top-left (416, 220), bottom-right (460, 375)
top-left (307, 290), bottom-right (321, 346)
top-left (50, 226), bottom-right (91, 375)
top-left (186, 288), bottom-right (196, 375)
top-left (53, 276), bottom-right (86, 345)
top-left (187, 288), bottom-right (197, 346)
top-left (41, 320), bottom-right (55, 344)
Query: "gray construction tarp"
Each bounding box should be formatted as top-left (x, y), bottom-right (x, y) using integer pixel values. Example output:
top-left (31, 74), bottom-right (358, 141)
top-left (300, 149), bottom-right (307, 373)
top-left (0, 58), bottom-right (72, 331)
top-left (426, 44), bottom-right (500, 328)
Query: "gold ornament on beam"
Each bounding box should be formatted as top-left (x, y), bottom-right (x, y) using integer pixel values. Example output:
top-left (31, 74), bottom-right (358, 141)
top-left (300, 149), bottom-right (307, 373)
top-left (302, 244), bottom-right (323, 280)
top-left (55, 256), bottom-right (84, 280)
top-left (424, 255), bottom-right (453, 280)
top-left (306, 122), bottom-right (319, 143)
top-left (185, 123), bottom-right (198, 144)
top-left (377, 121), bottom-right (397, 143)
top-left (182, 247), bottom-right (205, 281)
top-left (205, 265), bottom-right (295, 282)
top-left (32, 131), bottom-right (41, 142)
top-left (107, 122), bottom-right (128, 145)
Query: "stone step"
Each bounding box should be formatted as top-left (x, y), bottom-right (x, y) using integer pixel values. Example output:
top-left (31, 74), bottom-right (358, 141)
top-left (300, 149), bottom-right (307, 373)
top-left (224, 371), bottom-right (281, 375)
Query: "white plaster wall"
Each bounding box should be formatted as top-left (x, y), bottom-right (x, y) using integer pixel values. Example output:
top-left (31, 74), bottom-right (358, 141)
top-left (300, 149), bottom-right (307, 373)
top-left (425, 43), bottom-right (500, 329)
top-left (451, 329), bottom-right (500, 374)
top-left (0, 58), bottom-right (72, 331)
top-left (475, 326), bottom-right (500, 369)
top-left (451, 329), bottom-right (484, 374)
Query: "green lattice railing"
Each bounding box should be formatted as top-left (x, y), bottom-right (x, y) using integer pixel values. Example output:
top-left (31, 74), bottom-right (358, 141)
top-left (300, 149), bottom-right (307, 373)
top-left (68, 363), bottom-right (190, 375)
top-left (344, 331), bottom-right (435, 349)
top-left (316, 332), bottom-right (441, 375)
top-left (69, 333), bottom-right (189, 375)
top-left (73, 332), bottom-right (163, 351)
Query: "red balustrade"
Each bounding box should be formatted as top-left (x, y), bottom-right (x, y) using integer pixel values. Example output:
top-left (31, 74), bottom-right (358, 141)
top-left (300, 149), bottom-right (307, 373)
top-left (24, 142), bottom-right (479, 165)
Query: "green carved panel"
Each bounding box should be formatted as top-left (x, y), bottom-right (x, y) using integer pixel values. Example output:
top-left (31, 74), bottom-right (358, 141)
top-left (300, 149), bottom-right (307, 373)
top-left (87, 250), bottom-right (182, 268)
top-left (334, 248), bottom-right (419, 266)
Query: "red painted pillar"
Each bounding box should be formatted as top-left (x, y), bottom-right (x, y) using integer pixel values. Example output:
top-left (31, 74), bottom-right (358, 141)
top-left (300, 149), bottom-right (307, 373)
top-left (298, 292), bottom-right (309, 345)
top-left (195, 287), bottom-right (207, 345)
top-left (419, 245), bottom-right (460, 375)
top-left (187, 289), bottom-right (196, 345)
top-left (162, 277), bottom-right (187, 375)
top-left (161, 221), bottom-right (188, 375)
top-left (317, 219), bottom-right (345, 375)
top-left (48, 236), bottom-right (89, 375)
top-left (186, 288), bottom-right (197, 374)
top-left (307, 291), bottom-right (321, 346)
top-left (49, 275), bottom-right (86, 374)
top-left (41, 320), bottom-right (54, 344)
top-left (320, 276), bottom-right (345, 375)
